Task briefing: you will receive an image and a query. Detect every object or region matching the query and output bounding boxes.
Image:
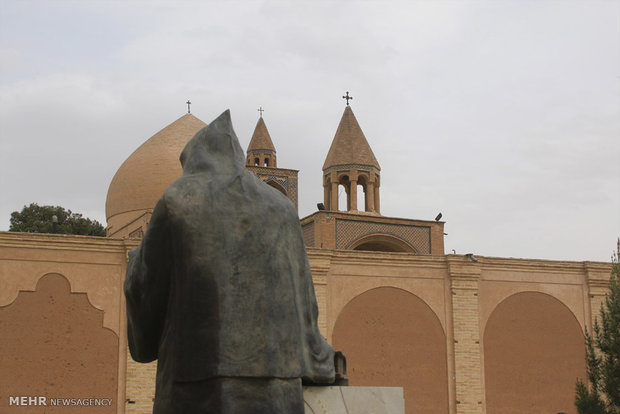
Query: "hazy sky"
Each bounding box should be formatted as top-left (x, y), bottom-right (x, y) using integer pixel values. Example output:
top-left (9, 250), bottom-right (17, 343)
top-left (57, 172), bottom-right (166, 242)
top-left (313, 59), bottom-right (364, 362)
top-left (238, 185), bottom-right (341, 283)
top-left (1, 1), bottom-right (618, 262)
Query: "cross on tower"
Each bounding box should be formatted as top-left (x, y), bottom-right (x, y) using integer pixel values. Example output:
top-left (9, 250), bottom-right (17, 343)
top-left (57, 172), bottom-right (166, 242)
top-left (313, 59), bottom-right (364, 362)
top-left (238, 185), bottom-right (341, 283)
top-left (257, 106), bottom-right (264, 118)
top-left (186, 100), bottom-right (191, 114)
top-left (342, 91), bottom-right (353, 106)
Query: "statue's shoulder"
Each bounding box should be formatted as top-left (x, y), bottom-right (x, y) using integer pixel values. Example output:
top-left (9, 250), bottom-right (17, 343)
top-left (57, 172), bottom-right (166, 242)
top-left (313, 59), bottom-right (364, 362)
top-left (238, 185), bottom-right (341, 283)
top-left (165, 174), bottom-right (207, 195)
top-left (160, 174), bottom-right (211, 211)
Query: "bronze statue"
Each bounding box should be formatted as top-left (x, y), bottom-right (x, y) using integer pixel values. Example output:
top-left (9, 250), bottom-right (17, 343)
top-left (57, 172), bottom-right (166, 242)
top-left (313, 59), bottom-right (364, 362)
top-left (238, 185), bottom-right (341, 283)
top-left (125, 110), bottom-right (335, 413)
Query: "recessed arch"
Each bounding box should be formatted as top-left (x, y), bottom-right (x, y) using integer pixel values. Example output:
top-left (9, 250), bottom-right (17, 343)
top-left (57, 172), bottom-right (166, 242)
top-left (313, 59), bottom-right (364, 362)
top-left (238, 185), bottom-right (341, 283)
top-left (266, 180), bottom-right (287, 196)
top-left (483, 291), bottom-right (586, 414)
top-left (0, 273), bottom-right (118, 412)
top-left (347, 233), bottom-right (419, 253)
top-left (332, 287), bottom-right (448, 414)
top-left (357, 174), bottom-right (369, 184)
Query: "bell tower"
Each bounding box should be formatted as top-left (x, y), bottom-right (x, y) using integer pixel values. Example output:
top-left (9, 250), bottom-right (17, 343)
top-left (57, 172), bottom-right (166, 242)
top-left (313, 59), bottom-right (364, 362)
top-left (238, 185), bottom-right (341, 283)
top-left (246, 111), bottom-right (277, 168)
top-left (300, 93), bottom-right (444, 254)
top-left (322, 100), bottom-right (381, 214)
top-left (245, 110), bottom-right (299, 211)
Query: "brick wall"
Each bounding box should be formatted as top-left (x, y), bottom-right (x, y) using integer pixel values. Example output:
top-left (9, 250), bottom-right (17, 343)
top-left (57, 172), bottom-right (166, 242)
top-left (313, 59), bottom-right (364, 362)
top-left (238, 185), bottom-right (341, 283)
top-left (124, 348), bottom-right (156, 414)
top-left (448, 258), bottom-right (483, 414)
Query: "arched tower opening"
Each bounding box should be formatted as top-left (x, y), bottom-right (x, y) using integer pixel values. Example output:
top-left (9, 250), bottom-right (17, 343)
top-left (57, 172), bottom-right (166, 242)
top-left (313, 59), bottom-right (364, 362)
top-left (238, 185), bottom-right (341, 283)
top-left (356, 174), bottom-right (367, 211)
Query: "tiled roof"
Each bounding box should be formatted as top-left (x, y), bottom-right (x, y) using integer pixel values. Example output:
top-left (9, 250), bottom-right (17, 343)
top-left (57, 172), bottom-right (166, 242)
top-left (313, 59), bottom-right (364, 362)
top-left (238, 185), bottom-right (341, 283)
top-left (323, 106), bottom-right (380, 171)
top-left (247, 117), bottom-right (276, 153)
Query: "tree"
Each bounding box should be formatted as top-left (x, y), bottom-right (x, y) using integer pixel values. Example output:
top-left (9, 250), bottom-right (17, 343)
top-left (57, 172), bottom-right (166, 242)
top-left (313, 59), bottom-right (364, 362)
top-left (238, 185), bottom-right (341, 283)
top-left (9, 203), bottom-right (106, 236)
top-left (575, 245), bottom-right (620, 414)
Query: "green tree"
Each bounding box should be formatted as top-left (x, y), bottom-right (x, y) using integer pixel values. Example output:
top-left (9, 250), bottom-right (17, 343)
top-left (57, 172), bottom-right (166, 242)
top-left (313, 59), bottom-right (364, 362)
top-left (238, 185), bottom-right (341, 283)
top-left (575, 247), bottom-right (620, 414)
top-left (9, 203), bottom-right (106, 236)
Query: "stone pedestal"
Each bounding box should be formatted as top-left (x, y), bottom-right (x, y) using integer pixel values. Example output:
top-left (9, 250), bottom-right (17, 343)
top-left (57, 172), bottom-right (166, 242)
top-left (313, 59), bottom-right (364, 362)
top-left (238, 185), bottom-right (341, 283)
top-left (303, 386), bottom-right (404, 414)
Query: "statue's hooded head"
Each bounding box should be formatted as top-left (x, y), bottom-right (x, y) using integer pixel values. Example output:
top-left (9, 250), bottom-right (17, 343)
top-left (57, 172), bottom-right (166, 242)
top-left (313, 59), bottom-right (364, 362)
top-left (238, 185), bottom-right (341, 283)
top-left (179, 110), bottom-right (246, 176)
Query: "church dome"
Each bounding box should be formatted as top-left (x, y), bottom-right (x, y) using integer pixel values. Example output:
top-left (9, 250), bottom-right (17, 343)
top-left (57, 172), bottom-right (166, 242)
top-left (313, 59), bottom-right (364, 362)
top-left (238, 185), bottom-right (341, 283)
top-left (105, 113), bottom-right (207, 236)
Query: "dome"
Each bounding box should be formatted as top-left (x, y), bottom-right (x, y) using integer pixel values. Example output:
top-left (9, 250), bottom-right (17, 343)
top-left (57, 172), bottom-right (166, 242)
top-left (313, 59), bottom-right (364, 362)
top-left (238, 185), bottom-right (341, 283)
top-left (105, 113), bottom-right (207, 236)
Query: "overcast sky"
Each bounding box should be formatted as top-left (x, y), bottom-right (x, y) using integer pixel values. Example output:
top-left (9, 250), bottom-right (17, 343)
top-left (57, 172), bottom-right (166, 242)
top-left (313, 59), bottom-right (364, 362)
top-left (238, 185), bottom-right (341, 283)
top-left (1, 0), bottom-right (618, 262)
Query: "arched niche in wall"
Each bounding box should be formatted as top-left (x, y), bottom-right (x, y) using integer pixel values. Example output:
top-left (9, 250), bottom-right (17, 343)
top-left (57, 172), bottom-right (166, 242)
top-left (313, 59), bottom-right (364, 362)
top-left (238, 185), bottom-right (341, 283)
top-left (332, 287), bottom-right (448, 414)
top-left (0, 273), bottom-right (118, 413)
top-left (348, 234), bottom-right (418, 253)
top-left (266, 180), bottom-right (287, 196)
top-left (483, 291), bottom-right (586, 414)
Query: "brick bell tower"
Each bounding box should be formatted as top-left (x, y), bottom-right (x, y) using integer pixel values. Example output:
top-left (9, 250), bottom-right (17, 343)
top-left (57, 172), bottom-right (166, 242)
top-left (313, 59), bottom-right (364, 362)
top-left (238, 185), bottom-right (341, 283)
top-left (245, 109), bottom-right (299, 211)
top-left (322, 98), bottom-right (381, 214)
top-left (246, 110), bottom-right (277, 168)
top-left (300, 93), bottom-right (445, 254)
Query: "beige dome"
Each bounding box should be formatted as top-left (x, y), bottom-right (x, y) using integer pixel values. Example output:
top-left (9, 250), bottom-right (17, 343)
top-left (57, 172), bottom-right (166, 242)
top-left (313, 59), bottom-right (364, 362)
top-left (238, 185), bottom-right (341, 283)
top-left (105, 114), bottom-right (207, 235)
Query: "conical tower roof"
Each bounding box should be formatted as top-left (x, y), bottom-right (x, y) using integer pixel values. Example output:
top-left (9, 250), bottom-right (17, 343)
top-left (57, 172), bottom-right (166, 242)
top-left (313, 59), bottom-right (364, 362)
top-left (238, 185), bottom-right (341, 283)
top-left (323, 106), bottom-right (380, 171)
top-left (106, 113), bottom-right (207, 227)
top-left (247, 117), bottom-right (276, 153)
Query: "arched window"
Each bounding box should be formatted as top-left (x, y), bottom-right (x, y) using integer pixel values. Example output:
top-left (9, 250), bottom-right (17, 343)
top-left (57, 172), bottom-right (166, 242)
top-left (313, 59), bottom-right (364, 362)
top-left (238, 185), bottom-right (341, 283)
top-left (338, 175), bottom-right (350, 211)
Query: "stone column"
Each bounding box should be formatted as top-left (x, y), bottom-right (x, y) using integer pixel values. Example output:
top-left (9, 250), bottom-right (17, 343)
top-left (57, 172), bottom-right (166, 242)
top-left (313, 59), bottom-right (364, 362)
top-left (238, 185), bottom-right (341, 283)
top-left (350, 172), bottom-right (358, 211)
top-left (448, 256), bottom-right (483, 414)
top-left (323, 176), bottom-right (330, 210)
top-left (331, 181), bottom-right (339, 211)
top-left (374, 180), bottom-right (380, 214)
top-left (344, 184), bottom-right (351, 211)
top-left (366, 182), bottom-right (375, 213)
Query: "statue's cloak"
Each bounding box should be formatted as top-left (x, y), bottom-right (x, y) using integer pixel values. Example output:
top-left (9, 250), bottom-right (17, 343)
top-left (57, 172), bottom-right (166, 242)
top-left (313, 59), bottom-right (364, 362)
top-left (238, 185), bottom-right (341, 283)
top-left (124, 110), bottom-right (334, 410)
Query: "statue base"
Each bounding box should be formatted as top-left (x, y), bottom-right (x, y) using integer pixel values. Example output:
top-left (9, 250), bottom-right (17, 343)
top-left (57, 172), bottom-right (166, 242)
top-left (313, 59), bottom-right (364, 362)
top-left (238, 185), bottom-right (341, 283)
top-left (303, 386), bottom-right (405, 414)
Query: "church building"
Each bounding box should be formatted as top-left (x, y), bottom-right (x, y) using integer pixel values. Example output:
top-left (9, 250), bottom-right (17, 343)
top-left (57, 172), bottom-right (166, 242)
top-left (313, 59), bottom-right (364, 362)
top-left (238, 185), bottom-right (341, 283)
top-left (0, 100), bottom-right (613, 414)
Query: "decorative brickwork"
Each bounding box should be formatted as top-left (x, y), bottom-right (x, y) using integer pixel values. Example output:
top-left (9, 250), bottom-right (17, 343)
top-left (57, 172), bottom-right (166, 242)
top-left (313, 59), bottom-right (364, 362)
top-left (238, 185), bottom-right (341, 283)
top-left (323, 164), bottom-right (380, 176)
top-left (246, 166), bottom-right (298, 210)
top-left (302, 222), bottom-right (315, 247)
top-left (336, 219), bottom-right (430, 253)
